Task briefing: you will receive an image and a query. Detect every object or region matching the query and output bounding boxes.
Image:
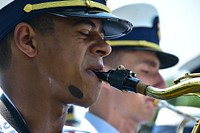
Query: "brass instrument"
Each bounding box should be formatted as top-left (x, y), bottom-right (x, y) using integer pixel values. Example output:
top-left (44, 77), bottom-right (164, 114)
top-left (94, 65), bottom-right (200, 133)
top-left (94, 65), bottom-right (200, 99)
top-left (154, 100), bottom-right (199, 133)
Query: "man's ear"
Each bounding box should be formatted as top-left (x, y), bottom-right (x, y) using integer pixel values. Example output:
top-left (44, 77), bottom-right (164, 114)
top-left (14, 22), bottom-right (37, 57)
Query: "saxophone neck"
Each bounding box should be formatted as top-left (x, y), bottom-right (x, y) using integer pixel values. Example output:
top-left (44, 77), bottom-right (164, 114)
top-left (95, 65), bottom-right (200, 100)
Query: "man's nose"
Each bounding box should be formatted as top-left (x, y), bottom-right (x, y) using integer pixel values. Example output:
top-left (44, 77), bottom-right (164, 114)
top-left (90, 34), bottom-right (112, 58)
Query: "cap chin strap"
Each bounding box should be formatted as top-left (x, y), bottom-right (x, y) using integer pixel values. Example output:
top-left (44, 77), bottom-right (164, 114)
top-left (107, 40), bottom-right (162, 51)
top-left (24, 0), bottom-right (111, 13)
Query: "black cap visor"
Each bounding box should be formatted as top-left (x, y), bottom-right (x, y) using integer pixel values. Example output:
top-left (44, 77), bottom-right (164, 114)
top-left (112, 46), bottom-right (179, 69)
top-left (50, 9), bottom-right (133, 40)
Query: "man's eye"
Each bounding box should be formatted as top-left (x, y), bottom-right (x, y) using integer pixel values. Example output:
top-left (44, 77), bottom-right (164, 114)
top-left (140, 70), bottom-right (149, 74)
top-left (79, 30), bottom-right (90, 37)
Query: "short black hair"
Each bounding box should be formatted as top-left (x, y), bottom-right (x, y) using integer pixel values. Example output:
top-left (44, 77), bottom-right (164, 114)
top-left (26, 14), bottom-right (55, 35)
top-left (0, 14), bottom-right (55, 71)
top-left (0, 32), bottom-right (13, 71)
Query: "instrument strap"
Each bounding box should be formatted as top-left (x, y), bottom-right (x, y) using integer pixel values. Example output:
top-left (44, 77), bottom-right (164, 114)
top-left (0, 93), bottom-right (30, 133)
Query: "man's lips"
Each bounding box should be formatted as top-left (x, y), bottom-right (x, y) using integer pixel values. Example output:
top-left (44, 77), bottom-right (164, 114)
top-left (89, 70), bottom-right (100, 79)
top-left (86, 64), bottom-right (104, 78)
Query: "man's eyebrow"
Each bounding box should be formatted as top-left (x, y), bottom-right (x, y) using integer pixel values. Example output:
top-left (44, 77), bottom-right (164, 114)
top-left (74, 19), bottom-right (96, 27)
top-left (143, 60), bottom-right (157, 67)
top-left (74, 19), bottom-right (104, 34)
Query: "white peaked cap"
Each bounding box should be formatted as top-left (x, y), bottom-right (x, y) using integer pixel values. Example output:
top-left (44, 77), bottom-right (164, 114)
top-left (112, 3), bottom-right (159, 28)
top-left (108, 3), bottom-right (179, 69)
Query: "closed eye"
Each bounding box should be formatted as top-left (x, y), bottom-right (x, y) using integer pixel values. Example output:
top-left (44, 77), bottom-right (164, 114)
top-left (79, 30), bottom-right (90, 37)
top-left (140, 69), bottom-right (149, 75)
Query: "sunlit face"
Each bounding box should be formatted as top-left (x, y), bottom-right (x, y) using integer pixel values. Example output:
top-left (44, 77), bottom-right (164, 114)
top-left (35, 16), bottom-right (111, 107)
top-left (115, 50), bottom-right (166, 123)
